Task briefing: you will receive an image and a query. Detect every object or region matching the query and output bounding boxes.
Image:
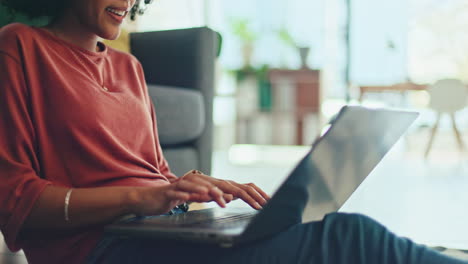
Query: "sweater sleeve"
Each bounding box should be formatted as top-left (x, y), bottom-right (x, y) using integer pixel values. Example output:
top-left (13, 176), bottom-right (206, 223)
top-left (132, 59), bottom-right (179, 181)
top-left (0, 52), bottom-right (52, 251)
top-left (149, 102), bottom-right (179, 181)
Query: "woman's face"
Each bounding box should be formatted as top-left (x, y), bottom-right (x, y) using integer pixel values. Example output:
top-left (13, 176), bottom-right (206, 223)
top-left (66, 0), bottom-right (137, 40)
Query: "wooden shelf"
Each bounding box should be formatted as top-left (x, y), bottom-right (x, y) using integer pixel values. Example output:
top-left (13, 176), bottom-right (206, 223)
top-left (268, 69), bottom-right (321, 145)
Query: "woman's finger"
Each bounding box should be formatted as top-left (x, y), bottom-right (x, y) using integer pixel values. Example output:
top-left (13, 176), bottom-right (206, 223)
top-left (217, 181), bottom-right (262, 210)
top-left (245, 183), bottom-right (270, 202)
top-left (165, 189), bottom-right (190, 201)
top-left (181, 175), bottom-right (217, 190)
top-left (181, 173), bottom-right (229, 207)
top-left (223, 193), bottom-right (234, 203)
top-left (209, 186), bottom-right (226, 208)
top-left (187, 192), bottom-right (234, 205)
top-left (188, 193), bottom-right (214, 203)
top-left (235, 183), bottom-right (267, 208)
top-left (173, 179), bottom-right (209, 194)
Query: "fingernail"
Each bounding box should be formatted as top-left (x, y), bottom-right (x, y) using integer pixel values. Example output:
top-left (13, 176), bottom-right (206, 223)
top-left (255, 202), bottom-right (262, 209)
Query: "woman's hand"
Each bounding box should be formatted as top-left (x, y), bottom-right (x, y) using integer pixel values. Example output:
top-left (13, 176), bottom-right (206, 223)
top-left (130, 179), bottom-right (209, 216)
top-left (130, 170), bottom-right (271, 216)
top-left (182, 170), bottom-right (270, 210)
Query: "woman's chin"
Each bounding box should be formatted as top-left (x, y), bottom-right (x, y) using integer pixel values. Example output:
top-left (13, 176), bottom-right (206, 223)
top-left (100, 29), bottom-right (121, 41)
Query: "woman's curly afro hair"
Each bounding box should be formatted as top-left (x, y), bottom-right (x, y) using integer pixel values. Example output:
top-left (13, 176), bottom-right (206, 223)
top-left (0, 0), bottom-right (153, 22)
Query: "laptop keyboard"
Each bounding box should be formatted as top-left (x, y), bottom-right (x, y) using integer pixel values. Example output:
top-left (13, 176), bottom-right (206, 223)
top-left (183, 213), bottom-right (255, 228)
top-left (135, 208), bottom-right (258, 229)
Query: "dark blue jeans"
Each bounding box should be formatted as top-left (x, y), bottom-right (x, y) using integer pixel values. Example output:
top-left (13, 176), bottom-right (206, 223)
top-left (87, 212), bottom-right (467, 264)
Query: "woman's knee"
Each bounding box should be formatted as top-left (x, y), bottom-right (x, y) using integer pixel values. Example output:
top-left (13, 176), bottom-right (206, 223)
top-left (325, 212), bottom-right (370, 224)
top-left (322, 212), bottom-right (383, 236)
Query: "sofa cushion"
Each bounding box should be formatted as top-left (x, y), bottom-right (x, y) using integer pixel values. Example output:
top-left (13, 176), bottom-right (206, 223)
top-left (162, 147), bottom-right (199, 177)
top-left (148, 85), bottom-right (205, 146)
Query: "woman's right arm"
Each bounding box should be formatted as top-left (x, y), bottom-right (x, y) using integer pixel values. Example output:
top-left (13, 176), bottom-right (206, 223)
top-left (23, 185), bottom-right (138, 230)
top-left (22, 180), bottom-right (214, 230)
top-left (23, 171), bottom-right (270, 231)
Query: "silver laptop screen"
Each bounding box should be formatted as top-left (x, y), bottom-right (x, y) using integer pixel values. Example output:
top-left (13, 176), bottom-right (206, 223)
top-left (302, 106), bottom-right (418, 221)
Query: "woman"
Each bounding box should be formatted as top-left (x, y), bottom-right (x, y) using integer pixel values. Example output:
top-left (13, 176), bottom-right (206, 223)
top-left (0, 0), bottom-right (466, 263)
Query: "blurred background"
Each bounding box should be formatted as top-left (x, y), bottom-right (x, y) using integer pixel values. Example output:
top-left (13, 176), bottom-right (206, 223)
top-left (123, 0), bottom-right (468, 153)
top-left (128, 0), bottom-right (468, 250)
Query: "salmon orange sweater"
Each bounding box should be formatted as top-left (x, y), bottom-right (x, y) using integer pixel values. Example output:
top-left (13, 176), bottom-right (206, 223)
top-left (0, 23), bottom-right (177, 263)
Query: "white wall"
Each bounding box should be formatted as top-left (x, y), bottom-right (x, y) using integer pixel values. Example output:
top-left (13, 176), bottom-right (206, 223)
top-left (408, 0), bottom-right (468, 83)
top-left (350, 0), bottom-right (409, 85)
top-left (138, 0), bottom-right (206, 31)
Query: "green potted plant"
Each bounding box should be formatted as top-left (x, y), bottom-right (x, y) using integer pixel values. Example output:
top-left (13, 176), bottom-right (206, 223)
top-left (230, 18), bottom-right (258, 69)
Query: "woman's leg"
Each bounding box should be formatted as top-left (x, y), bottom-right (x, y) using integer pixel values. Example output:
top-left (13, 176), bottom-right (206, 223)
top-left (315, 213), bottom-right (466, 264)
top-left (90, 213), bottom-right (467, 264)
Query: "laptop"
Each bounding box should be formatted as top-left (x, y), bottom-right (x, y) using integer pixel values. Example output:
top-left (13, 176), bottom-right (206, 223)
top-left (105, 106), bottom-right (419, 247)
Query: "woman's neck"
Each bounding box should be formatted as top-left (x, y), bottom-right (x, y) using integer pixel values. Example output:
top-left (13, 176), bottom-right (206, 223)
top-left (46, 17), bottom-right (100, 52)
